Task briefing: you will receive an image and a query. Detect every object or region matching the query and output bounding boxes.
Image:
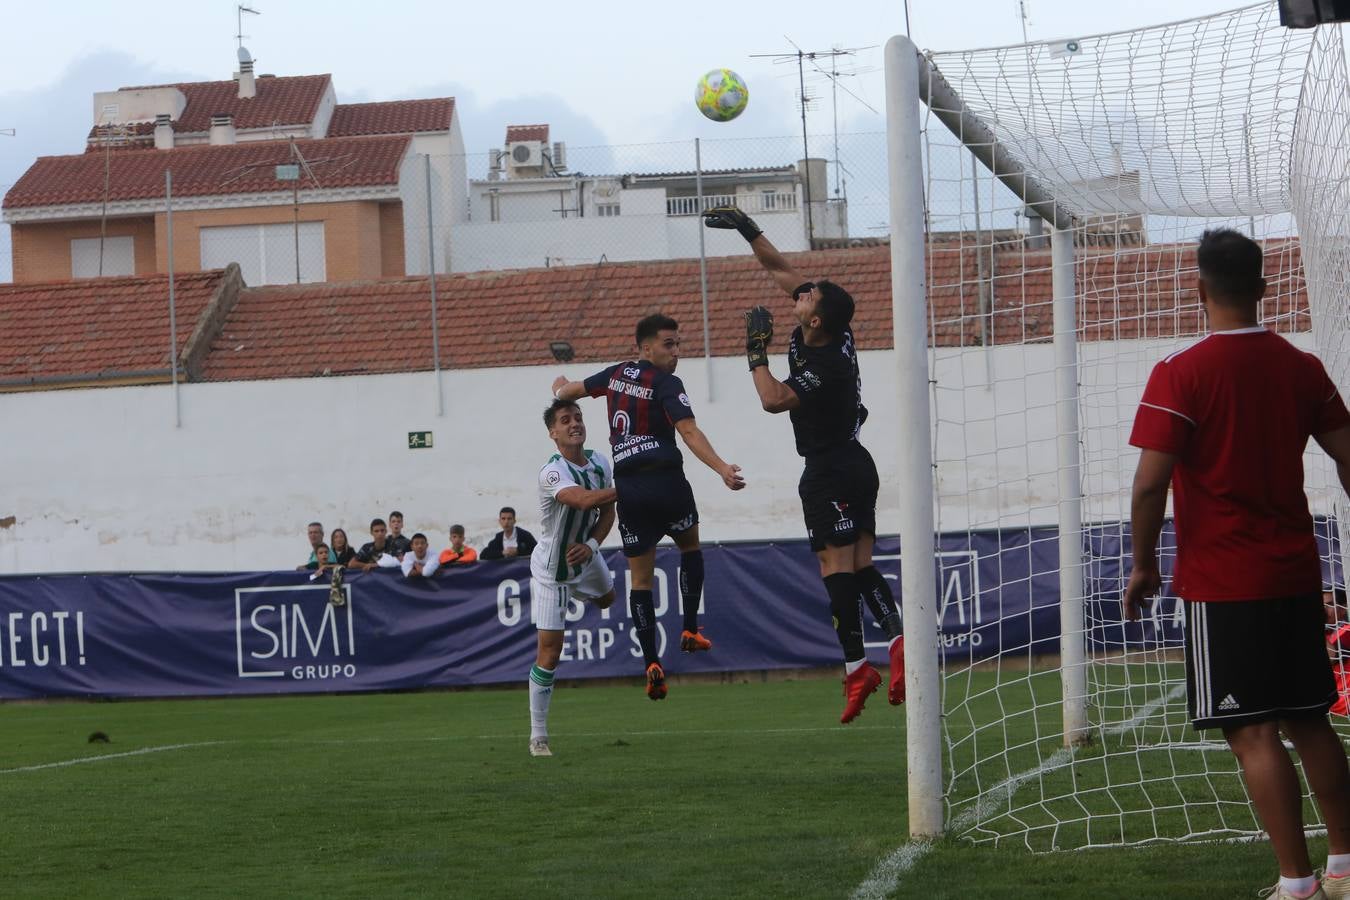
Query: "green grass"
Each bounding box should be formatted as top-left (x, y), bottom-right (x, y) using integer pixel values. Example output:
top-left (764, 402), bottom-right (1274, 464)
top-left (0, 676), bottom-right (1312, 898)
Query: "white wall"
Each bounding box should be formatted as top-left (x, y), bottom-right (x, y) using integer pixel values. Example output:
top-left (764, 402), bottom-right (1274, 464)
top-left (1, 335), bottom-right (1338, 574)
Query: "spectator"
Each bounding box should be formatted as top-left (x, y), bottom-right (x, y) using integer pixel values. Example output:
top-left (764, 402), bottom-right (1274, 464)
top-left (481, 507), bottom-right (538, 561)
top-left (439, 525), bottom-right (478, 567)
top-left (329, 528), bottom-right (357, 568)
top-left (297, 521), bottom-right (324, 571)
top-left (307, 544), bottom-right (333, 580)
top-left (388, 511), bottom-right (412, 559)
top-left (401, 533), bottom-right (441, 579)
top-left (352, 518), bottom-right (400, 571)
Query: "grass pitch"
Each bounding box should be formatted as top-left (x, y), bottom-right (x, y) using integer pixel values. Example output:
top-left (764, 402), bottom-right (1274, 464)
top-left (1, 675), bottom-right (1306, 898)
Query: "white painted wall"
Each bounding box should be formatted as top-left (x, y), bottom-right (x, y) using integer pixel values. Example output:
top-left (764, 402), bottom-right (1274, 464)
top-left (0, 335), bottom-right (1339, 574)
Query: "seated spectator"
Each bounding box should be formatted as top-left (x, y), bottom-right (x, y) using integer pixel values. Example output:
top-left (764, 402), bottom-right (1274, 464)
top-left (438, 525), bottom-right (478, 567)
top-left (387, 510), bottom-right (413, 559)
top-left (481, 507), bottom-right (538, 561)
top-left (297, 521), bottom-right (324, 571)
top-left (401, 533), bottom-right (441, 579)
top-left (329, 528), bottom-right (357, 568)
top-left (307, 544), bottom-right (334, 580)
top-left (352, 518), bottom-right (401, 571)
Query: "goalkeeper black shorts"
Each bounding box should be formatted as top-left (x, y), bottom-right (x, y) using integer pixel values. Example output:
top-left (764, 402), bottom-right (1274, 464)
top-left (798, 441), bottom-right (879, 553)
top-left (615, 470), bottom-right (699, 558)
top-left (1183, 593), bottom-right (1335, 730)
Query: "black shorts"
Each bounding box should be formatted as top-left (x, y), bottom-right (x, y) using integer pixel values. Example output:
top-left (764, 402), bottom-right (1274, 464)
top-left (615, 470), bottom-right (698, 558)
top-left (799, 442), bottom-right (879, 553)
top-left (1184, 594), bottom-right (1336, 731)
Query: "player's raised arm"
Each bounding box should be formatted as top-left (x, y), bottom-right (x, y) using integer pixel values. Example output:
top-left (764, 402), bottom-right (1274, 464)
top-left (742, 305), bottom-right (800, 414)
top-left (703, 206), bottom-right (803, 296)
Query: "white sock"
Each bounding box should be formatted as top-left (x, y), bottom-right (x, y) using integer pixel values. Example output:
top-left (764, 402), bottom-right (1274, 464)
top-left (844, 658), bottom-right (866, 676)
top-left (1327, 853), bottom-right (1350, 877)
top-left (528, 665), bottom-right (555, 740)
top-left (1279, 875), bottom-right (1317, 897)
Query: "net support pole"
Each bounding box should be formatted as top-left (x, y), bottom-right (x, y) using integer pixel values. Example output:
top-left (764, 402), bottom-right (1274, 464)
top-left (885, 33), bottom-right (942, 840)
top-left (1052, 225), bottom-right (1089, 747)
top-left (695, 138), bottom-right (713, 402)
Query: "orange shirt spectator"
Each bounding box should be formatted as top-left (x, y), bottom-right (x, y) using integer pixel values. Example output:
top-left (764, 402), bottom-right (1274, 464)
top-left (439, 525), bottom-right (478, 567)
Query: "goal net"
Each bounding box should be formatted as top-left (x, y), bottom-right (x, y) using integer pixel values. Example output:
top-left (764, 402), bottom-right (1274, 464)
top-left (907, 1), bottom-right (1350, 850)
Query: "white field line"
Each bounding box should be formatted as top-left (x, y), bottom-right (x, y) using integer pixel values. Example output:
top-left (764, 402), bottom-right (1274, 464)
top-left (852, 683), bottom-right (1186, 900)
top-left (0, 741), bottom-right (227, 774)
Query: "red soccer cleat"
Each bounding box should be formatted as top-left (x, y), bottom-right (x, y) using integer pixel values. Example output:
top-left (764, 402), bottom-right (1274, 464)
top-left (646, 662), bottom-right (668, 701)
top-left (841, 664), bottom-right (882, 724)
top-left (680, 629), bottom-right (713, 653)
top-left (888, 636), bottom-right (906, 705)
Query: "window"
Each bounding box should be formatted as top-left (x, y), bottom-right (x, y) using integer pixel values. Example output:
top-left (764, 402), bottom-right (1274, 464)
top-left (595, 203), bottom-right (620, 217)
top-left (71, 236), bottom-right (135, 278)
top-left (199, 222), bottom-right (326, 285)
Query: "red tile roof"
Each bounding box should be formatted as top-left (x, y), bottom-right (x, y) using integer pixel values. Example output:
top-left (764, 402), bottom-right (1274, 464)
top-left (328, 99), bottom-right (455, 137)
top-left (0, 270), bottom-right (227, 385)
top-left (4, 134), bottom-right (410, 209)
top-left (505, 124), bottom-right (549, 144)
top-left (197, 241), bottom-right (1312, 383)
top-left (89, 74), bottom-right (332, 141)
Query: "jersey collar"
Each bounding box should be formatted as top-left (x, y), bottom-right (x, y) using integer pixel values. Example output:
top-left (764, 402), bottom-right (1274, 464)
top-left (1211, 325), bottom-right (1267, 335)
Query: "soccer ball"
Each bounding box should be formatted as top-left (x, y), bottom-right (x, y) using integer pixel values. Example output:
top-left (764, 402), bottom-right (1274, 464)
top-left (695, 69), bottom-right (749, 122)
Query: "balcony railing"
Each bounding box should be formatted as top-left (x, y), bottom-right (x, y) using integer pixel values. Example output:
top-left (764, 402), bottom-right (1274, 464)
top-left (665, 192), bottom-right (798, 217)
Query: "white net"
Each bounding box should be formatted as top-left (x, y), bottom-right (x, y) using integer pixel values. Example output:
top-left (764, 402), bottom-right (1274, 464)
top-left (916, 1), bottom-right (1350, 850)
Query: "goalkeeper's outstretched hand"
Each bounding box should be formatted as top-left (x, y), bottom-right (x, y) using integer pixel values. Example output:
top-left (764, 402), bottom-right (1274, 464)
top-left (703, 205), bottom-right (763, 243)
top-left (744, 305), bottom-right (774, 370)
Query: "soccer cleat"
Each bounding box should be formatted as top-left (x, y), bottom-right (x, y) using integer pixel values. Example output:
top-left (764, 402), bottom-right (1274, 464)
top-left (528, 738), bottom-right (552, 758)
top-left (840, 664), bottom-right (882, 724)
top-left (646, 662), bottom-right (668, 701)
top-left (888, 636), bottom-right (906, 705)
top-left (1259, 884), bottom-right (1327, 899)
top-left (680, 629), bottom-right (713, 653)
top-left (1323, 872), bottom-right (1350, 899)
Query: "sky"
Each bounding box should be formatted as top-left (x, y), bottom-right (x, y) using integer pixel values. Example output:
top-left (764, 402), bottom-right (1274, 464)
top-left (0, 0), bottom-right (1255, 281)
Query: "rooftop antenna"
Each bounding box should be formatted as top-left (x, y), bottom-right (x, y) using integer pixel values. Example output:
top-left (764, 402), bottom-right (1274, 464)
top-left (0, 129), bottom-right (14, 137)
top-left (236, 5), bottom-right (260, 50)
top-left (751, 41), bottom-right (871, 242)
top-left (1018, 0), bottom-right (1032, 44)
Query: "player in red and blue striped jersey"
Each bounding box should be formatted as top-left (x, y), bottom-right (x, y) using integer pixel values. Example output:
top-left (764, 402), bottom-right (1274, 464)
top-left (553, 314), bottom-right (744, 700)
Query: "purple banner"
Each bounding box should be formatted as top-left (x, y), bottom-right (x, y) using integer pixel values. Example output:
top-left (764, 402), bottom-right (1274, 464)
top-left (1, 524), bottom-right (1335, 699)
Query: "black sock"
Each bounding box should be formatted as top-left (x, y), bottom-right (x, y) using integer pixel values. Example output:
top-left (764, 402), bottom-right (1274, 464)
top-left (823, 572), bottom-right (865, 663)
top-left (679, 550), bottom-right (705, 633)
top-left (629, 589), bottom-right (659, 665)
top-left (857, 565), bottom-right (902, 641)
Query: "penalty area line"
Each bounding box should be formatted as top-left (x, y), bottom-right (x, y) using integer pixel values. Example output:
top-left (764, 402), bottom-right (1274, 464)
top-left (0, 741), bottom-right (228, 774)
top-left (851, 683), bottom-right (1185, 900)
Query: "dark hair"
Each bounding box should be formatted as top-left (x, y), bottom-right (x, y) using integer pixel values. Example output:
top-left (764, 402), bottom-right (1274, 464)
top-left (411, 532), bottom-right (427, 543)
top-left (499, 506), bottom-right (516, 516)
top-left (389, 510), bottom-right (404, 520)
top-left (450, 524), bottom-right (465, 536)
top-left (308, 521), bottom-right (323, 530)
top-left (316, 543), bottom-right (330, 553)
top-left (370, 518), bottom-right (386, 530)
top-left (544, 397), bottom-right (580, 429)
top-left (330, 528), bottom-right (349, 548)
top-left (636, 314), bottom-right (678, 346)
top-left (1197, 228), bottom-right (1265, 305)
top-left (813, 280), bottom-right (855, 336)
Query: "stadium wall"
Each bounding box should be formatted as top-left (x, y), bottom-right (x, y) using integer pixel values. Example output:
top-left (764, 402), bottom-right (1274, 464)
top-left (0, 335), bottom-right (1336, 574)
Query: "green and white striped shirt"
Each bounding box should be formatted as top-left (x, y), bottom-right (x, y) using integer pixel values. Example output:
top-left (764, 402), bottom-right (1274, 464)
top-left (530, 449), bottom-right (613, 584)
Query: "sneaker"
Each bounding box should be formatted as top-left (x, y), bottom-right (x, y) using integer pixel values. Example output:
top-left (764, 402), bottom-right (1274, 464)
top-left (841, 664), bottom-right (882, 724)
top-left (888, 636), bottom-right (906, 706)
top-left (1323, 872), bottom-right (1350, 899)
top-left (680, 629), bottom-right (713, 653)
top-left (528, 738), bottom-right (551, 758)
top-left (1259, 883), bottom-right (1327, 899)
top-left (646, 662), bottom-right (668, 701)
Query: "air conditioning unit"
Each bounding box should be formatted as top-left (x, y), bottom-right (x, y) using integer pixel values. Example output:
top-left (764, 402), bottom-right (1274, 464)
top-left (506, 141), bottom-right (543, 172)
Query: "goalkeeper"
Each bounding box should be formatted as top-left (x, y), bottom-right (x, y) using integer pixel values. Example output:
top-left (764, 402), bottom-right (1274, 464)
top-left (702, 205), bottom-right (904, 724)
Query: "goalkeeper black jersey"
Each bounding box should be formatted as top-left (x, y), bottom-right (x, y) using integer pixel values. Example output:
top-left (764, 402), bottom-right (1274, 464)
top-left (784, 325), bottom-right (868, 458)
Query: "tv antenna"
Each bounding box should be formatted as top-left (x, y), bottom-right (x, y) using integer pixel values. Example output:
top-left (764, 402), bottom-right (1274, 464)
top-left (0, 129), bottom-right (14, 137)
top-left (236, 5), bottom-right (261, 49)
top-left (751, 41), bottom-right (874, 238)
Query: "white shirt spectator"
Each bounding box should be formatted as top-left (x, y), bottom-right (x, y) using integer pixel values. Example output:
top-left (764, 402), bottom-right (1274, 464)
top-left (401, 550), bottom-right (440, 578)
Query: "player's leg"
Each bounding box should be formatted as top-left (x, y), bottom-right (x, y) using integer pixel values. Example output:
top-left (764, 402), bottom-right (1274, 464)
top-left (852, 532), bottom-right (904, 705)
top-left (528, 578), bottom-right (567, 756)
top-left (819, 541), bottom-right (879, 724)
top-left (617, 476), bottom-right (667, 699)
top-left (1224, 721), bottom-right (1314, 883)
top-left (672, 524), bottom-right (711, 652)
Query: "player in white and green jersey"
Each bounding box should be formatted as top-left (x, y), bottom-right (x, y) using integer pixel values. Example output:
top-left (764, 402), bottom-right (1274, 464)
top-left (526, 398), bottom-right (618, 758)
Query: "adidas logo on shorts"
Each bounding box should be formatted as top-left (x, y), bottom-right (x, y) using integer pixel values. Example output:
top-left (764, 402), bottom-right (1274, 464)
top-left (1218, 694), bottom-right (1240, 711)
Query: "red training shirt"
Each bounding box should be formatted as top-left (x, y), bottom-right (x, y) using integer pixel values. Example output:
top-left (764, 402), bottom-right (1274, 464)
top-left (1129, 327), bottom-right (1350, 601)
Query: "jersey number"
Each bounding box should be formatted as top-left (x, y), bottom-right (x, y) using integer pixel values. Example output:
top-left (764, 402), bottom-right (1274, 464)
top-left (612, 409), bottom-right (631, 437)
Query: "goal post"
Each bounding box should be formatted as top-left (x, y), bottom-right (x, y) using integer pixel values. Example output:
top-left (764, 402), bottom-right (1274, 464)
top-left (886, 3), bottom-right (1350, 849)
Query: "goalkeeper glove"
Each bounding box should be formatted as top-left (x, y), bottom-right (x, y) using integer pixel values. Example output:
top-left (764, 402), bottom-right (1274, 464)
top-left (703, 205), bottom-right (763, 243)
top-left (744, 305), bottom-right (774, 371)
